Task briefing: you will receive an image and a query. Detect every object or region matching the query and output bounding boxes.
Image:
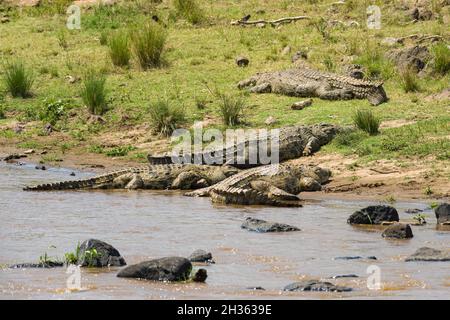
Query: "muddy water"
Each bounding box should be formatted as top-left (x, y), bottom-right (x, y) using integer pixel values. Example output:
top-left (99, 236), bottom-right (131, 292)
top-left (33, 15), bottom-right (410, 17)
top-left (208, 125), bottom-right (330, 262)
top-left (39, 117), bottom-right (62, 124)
top-left (0, 162), bottom-right (449, 300)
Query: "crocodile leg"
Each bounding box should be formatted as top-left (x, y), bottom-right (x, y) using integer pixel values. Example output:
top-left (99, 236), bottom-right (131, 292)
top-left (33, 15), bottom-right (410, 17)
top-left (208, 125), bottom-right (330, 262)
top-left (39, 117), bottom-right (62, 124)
top-left (249, 82), bottom-right (272, 93)
top-left (316, 84), bottom-right (354, 100)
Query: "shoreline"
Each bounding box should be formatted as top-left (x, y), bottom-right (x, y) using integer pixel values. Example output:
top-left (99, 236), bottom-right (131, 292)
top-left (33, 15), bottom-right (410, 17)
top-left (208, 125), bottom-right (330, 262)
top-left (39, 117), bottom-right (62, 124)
top-left (1, 144), bottom-right (448, 203)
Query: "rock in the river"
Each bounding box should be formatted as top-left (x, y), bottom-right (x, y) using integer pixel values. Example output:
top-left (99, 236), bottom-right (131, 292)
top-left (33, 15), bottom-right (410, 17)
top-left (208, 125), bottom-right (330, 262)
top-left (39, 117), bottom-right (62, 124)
top-left (405, 247), bottom-right (450, 262)
top-left (9, 261), bottom-right (64, 269)
top-left (241, 217), bottom-right (300, 233)
top-left (405, 208), bottom-right (423, 214)
top-left (284, 280), bottom-right (352, 292)
top-left (77, 239), bottom-right (126, 267)
top-left (117, 257), bottom-right (192, 281)
top-left (3, 153), bottom-right (27, 161)
top-left (347, 205), bottom-right (399, 225)
top-left (435, 203), bottom-right (450, 225)
top-left (188, 249), bottom-right (214, 264)
top-left (330, 274), bottom-right (359, 279)
top-left (334, 256), bottom-right (377, 260)
top-left (192, 268), bottom-right (208, 282)
top-left (382, 223), bottom-right (414, 239)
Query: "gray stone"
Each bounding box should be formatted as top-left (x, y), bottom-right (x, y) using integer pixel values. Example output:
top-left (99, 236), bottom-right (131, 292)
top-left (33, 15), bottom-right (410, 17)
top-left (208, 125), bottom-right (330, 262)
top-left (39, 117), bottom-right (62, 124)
top-left (382, 223), bottom-right (414, 239)
top-left (435, 203), bottom-right (450, 225)
top-left (347, 205), bottom-right (399, 225)
top-left (77, 239), bottom-right (126, 267)
top-left (405, 247), bottom-right (450, 262)
top-left (188, 249), bottom-right (214, 264)
top-left (117, 257), bottom-right (192, 281)
top-left (284, 280), bottom-right (352, 292)
top-left (241, 217), bottom-right (300, 233)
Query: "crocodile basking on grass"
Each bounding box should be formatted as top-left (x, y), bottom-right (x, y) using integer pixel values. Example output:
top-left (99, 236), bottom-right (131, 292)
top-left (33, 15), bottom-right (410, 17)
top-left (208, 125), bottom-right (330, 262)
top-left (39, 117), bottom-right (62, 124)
top-left (185, 163), bottom-right (331, 207)
top-left (148, 123), bottom-right (340, 168)
top-left (238, 67), bottom-right (388, 105)
top-left (23, 164), bottom-right (239, 191)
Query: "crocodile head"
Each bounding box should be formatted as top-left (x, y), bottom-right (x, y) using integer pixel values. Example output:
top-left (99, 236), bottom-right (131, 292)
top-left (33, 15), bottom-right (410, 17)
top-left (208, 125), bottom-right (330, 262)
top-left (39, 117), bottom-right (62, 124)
top-left (367, 83), bottom-right (388, 106)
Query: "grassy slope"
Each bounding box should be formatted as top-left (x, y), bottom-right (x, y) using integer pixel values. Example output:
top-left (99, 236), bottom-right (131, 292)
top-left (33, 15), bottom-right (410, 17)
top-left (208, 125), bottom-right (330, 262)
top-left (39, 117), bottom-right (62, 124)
top-left (0, 0), bottom-right (449, 168)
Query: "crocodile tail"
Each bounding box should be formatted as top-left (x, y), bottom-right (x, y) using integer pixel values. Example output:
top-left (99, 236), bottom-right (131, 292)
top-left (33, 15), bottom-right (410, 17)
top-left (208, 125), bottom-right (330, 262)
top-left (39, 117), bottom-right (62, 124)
top-left (23, 169), bottom-right (134, 191)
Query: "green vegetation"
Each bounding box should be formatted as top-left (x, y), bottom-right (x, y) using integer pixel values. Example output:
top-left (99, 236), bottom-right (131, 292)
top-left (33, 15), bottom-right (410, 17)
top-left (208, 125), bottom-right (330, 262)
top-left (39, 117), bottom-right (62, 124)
top-left (353, 109), bottom-right (380, 136)
top-left (0, 0), bottom-right (448, 170)
top-left (173, 0), bottom-right (205, 25)
top-left (81, 71), bottom-right (108, 115)
top-left (431, 43), bottom-right (450, 75)
top-left (108, 31), bottom-right (131, 67)
top-left (131, 22), bottom-right (167, 69)
top-left (413, 213), bottom-right (427, 225)
top-left (84, 248), bottom-right (101, 267)
top-left (398, 67), bottom-right (420, 93)
top-left (3, 60), bottom-right (34, 98)
top-left (64, 243), bottom-right (81, 265)
top-left (148, 99), bottom-right (185, 136)
top-left (217, 92), bottom-right (247, 126)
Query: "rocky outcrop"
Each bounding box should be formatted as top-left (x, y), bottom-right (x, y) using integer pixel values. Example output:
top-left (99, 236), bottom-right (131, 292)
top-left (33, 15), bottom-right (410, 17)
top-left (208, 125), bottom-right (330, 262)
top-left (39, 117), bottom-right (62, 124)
top-left (435, 203), bottom-right (450, 225)
top-left (117, 257), bottom-right (192, 281)
top-left (405, 247), bottom-right (450, 262)
top-left (382, 224), bottom-right (414, 239)
top-left (77, 239), bottom-right (126, 267)
top-left (241, 217), bottom-right (300, 233)
top-left (347, 205), bottom-right (399, 225)
top-left (387, 45), bottom-right (430, 73)
top-left (188, 250), bottom-right (214, 264)
top-left (284, 280), bottom-right (352, 292)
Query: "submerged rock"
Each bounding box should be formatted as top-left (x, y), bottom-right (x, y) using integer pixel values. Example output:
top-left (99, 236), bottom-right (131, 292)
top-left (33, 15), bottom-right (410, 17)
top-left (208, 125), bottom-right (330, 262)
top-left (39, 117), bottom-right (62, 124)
top-left (241, 217), bottom-right (300, 233)
top-left (382, 223), bottom-right (414, 239)
top-left (77, 239), bottom-right (126, 267)
top-left (330, 274), bottom-right (359, 279)
top-left (347, 205), bottom-right (399, 225)
top-left (435, 203), bottom-right (450, 225)
top-left (334, 256), bottom-right (377, 261)
top-left (284, 280), bottom-right (352, 292)
top-left (405, 247), bottom-right (450, 262)
top-left (117, 257), bottom-right (192, 281)
top-left (188, 249), bottom-right (214, 264)
top-left (9, 261), bottom-right (64, 269)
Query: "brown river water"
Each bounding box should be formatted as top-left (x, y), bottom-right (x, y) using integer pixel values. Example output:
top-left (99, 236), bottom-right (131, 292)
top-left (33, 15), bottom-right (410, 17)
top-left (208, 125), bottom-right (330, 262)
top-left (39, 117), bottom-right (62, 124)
top-left (0, 162), bottom-right (449, 300)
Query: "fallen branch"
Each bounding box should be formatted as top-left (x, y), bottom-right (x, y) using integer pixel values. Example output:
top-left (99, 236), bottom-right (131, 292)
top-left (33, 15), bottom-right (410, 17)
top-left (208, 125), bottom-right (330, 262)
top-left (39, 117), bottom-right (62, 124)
top-left (231, 16), bottom-right (310, 27)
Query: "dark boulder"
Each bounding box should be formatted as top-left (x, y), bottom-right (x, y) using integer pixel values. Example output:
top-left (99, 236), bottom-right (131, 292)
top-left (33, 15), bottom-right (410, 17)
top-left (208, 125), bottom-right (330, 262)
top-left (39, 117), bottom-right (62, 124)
top-left (188, 249), bottom-right (214, 264)
top-left (405, 247), bottom-right (450, 262)
top-left (382, 223), bottom-right (414, 239)
top-left (192, 268), bottom-right (208, 282)
top-left (236, 56), bottom-right (249, 67)
top-left (77, 239), bottom-right (126, 267)
top-left (117, 257), bottom-right (192, 281)
top-left (347, 205), bottom-right (399, 225)
top-left (241, 217), bottom-right (300, 233)
top-left (284, 280), bottom-right (352, 292)
top-left (435, 203), bottom-right (450, 225)
top-left (334, 256), bottom-right (377, 261)
top-left (386, 45), bottom-right (430, 73)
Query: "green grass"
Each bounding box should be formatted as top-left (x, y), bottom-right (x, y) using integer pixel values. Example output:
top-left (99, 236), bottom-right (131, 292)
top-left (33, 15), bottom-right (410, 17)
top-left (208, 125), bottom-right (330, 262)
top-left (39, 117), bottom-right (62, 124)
top-left (81, 71), bottom-right (108, 115)
top-left (431, 43), bottom-right (450, 75)
top-left (0, 0), bottom-right (448, 167)
top-left (217, 92), bottom-right (247, 126)
top-left (3, 60), bottom-right (34, 98)
top-left (108, 31), bottom-right (131, 67)
top-left (173, 0), bottom-right (205, 25)
top-left (398, 67), bottom-right (420, 93)
top-left (131, 22), bottom-right (167, 69)
top-left (148, 99), bottom-right (185, 136)
top-left (353, 109), bottom-right (380, 136)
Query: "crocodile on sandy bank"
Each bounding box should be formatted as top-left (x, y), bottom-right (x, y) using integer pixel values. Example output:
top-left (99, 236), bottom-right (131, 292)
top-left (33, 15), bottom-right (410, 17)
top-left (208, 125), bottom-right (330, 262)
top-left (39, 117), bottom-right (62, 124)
top-left (238, 68), bottom-right (388, 106)
top-left (185, 163), bottom-right (331, 207)
top-left (23, 164), bottom-right (239, 191)
top-left (148, 123), bottom-right (340, 168)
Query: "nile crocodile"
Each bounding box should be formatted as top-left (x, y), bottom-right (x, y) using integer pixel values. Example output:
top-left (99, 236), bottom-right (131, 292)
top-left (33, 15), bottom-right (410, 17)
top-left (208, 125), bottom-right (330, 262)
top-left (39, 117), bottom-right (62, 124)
top-left (23, 164), bottom-right (238, 191)
top-left (148, 123), bottom-right (340, 169)
top-left (238, 68), bottom-right (388, 105)
top-left (185, 163), bottom-right (331, 207)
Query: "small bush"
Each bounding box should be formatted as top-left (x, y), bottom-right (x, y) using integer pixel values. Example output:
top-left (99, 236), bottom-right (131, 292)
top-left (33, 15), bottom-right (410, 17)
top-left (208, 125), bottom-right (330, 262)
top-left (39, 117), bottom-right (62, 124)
top-left (355, 41), bottom-right (395, 79)
top-left (81, 71), bottom-right (108, 115)
top-left (398, 67), bottom-right (420, 93)
top-left (57, 30), bottom-right (68, 49)
top-left (106, 145), bottom-right (136, 157)
top-left (218, 93), bottom-right (246, 126)
top-left (431, 43), bottom-right (450, 75)
top-left (0, 106), bottom-right (5, 119)
top-left (108, 32), bottom-right (131, 67)
top-left (173, 0), bottom-right (205, 25)
top-left (131, 23), bottom-right (167, 69)
top-left (149, 99), bottom-right (185, 136)
top-left (39, 99), bottom-right (69, 126)
top-left (353, 109), bottom-right (380, 136)
top-left (3, 61), bottom-right (34, 98)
